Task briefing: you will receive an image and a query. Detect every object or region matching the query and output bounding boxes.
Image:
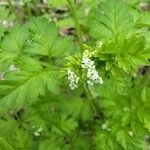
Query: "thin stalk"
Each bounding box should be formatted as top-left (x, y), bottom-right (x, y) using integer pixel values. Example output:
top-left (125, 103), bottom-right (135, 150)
top-left (6, 0), bottom-right (22, 23)
top-left (26, 3), bottom-right (32, 17)
top-left (67, 0), bottom-right (83, 52)
top-left (84, 82), bottom-right (104, 119)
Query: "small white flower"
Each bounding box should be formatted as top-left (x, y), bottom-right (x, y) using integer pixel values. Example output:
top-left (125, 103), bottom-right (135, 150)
top-left (34, 127), bottom-right (42, 137)
top-left (101, 123), bottom-right (111, 131)
top-left (101, 123), bottom-right (108, 130)
top-left (81, 50), bottom-right (103, 86)
top-left (34, 132), bottom-right (40, 137)
top-left (2, 21), bottom-right (8, 26)
top-left (85, 8), bottom-right (90, 16)
top-left (87, 80), bottom-right (94, 86)
top-left (9, 64), bottom-right (17, 71)
top-left (67, 69), bottom-right (80, 90)
top-left (128, 131), bottom-right (133, 137)
top-left (87, 69), bottom-right (99, 80)
top-left (81, 57), bottom-right (94, 69)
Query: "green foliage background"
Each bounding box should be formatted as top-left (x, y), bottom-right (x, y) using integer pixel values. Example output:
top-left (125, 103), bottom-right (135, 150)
top-left (0, 0), bottom-right (150, 149)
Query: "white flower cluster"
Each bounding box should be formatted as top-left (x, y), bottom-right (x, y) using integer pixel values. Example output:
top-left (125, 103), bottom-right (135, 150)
top-left (81, 50), bottom-right (103, 86)
top-left (101, 122), bottom-right (111, 131)
top-left (67, 69), bottom-right (80, 90)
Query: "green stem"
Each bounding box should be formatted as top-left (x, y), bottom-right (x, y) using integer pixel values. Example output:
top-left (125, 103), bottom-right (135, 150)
top-left (67, 0), bottom-right (83, 52)
top-left (6, 0), bottom-right (22, 23)
top-left (67, 0), bottom-right (103, 119)
top-left (84, 82), bottom-right (104, 119)
top-left (26, 3), bottom-right (32, 18)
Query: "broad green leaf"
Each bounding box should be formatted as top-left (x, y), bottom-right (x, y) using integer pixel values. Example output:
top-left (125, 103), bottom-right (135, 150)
top-left (89, 0), bottom-right (134, 40)
top-left (0, 68), bottom-right (60, 113)
top-left (26, 17), bottom-right (73, 57)
top-left (1, 26), bottom-right (28, 53)
top-left (15, 56), bottom-right (43, 72)
top-left (0, 26), bottom-right (29, 70)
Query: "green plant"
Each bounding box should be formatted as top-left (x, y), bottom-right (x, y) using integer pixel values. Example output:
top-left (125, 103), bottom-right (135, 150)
top-left (0, 0), bottom-right (150, 149)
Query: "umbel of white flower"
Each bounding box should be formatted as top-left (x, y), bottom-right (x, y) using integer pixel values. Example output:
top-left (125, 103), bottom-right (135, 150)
top-left (67, 69), bottom-right (80, 90)
top-left (81, 50), bottom-right (103, 86)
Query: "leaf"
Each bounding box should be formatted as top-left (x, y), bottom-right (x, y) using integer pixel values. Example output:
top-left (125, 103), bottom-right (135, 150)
top-left (1, 26), bottom-right (28, 53)
top-left (0, 137), bottom-right (14, 150)
top-left (61, 98), bottom-right (93, 121)
top-left (116, 36), bottom-right (150, 71)
top-left (11, 130), bottom-right (32, 150)
top-left (115, 130), bottom-right (129, 149)
top-left (23, 97), bottom-right (61, 130)
top-left (26, 17), bottom-right (73, 57)
top-left (136, 12), bottom-right (150, 27)
top-left (106, 61), bottom-right (113, 71)
top-left (0, 68), bottom-right (60, 113)
top-left (39, 137), bottom-right (70, 150)
top-left (94, 130), bottom-right (121, 150)
top-left (0, 26), bottom-right (29, 70)
top-left (0, 6), bottom-right (15, 21)
top-left (121, 36), bottom-right (146, 55)
top-left (61, 117), bottom-right (78, 134)
top-left (73, 135), bottom-right (91, 150)
top-left (0, 6), bottom-right (15, 39)
top-left (89, 0), bottom-right (134, 40)
top-left (0, 117), bottom-right (18, 135)
top-left (15, 56), bottom-right (43, 72)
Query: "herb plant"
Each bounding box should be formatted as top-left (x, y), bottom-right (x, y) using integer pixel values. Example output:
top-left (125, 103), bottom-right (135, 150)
top-left (0, 0), bottom-right (150, 149)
